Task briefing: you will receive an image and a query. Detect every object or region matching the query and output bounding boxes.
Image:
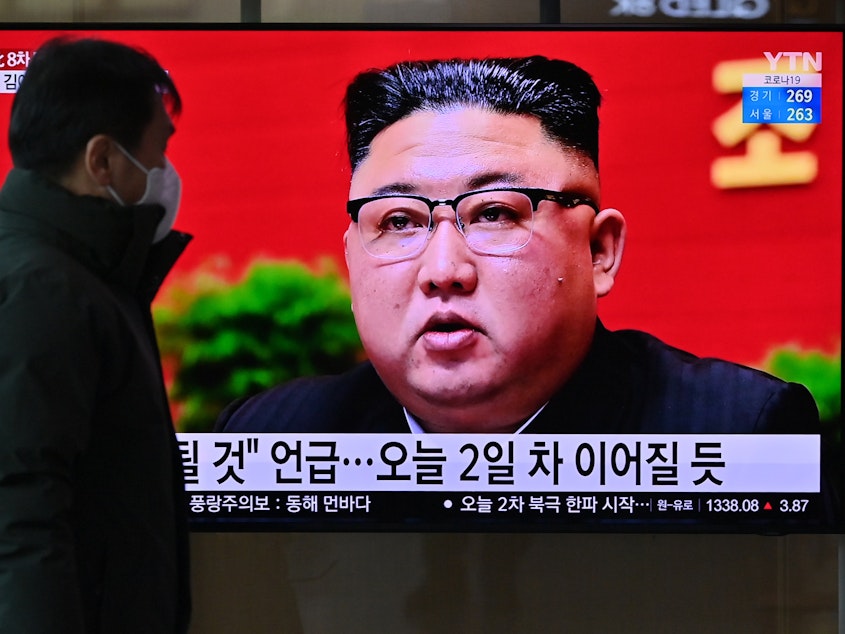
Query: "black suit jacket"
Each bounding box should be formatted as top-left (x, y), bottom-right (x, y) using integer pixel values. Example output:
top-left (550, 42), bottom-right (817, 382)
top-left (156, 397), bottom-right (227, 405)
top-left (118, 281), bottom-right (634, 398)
top-left (216, 321), bottom-right (820, 435)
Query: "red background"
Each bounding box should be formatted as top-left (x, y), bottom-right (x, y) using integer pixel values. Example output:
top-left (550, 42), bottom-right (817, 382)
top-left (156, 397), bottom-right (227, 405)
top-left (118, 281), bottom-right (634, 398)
top-left (0, 28), bottom-right (841, 366)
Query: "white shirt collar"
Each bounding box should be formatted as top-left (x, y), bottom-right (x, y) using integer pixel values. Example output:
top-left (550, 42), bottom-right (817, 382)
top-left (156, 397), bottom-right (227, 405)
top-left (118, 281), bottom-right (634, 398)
top-left (403, 403), bottom-right (548, 434)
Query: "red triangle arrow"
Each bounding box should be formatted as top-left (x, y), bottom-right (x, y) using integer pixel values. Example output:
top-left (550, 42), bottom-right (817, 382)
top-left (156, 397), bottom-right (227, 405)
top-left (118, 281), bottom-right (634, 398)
top-left (764, 502), bottom-right (772, 510)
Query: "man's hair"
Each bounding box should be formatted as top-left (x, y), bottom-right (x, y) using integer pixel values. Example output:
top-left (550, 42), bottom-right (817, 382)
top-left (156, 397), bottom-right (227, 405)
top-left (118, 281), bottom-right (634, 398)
top-left (344, 56), bottom-right (601, 173)
top-left (8, 37), bottom-right (182, 180)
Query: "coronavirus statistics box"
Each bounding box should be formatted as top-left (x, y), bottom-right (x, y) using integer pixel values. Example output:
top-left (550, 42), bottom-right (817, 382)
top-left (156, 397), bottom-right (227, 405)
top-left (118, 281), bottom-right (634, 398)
top-left (742, 50), bottom-right (823, 124)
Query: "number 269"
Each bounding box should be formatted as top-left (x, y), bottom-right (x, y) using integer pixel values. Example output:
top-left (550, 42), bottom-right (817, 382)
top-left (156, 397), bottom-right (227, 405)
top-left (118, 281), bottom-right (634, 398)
top-left (786, 88), bottom-right (813, 103)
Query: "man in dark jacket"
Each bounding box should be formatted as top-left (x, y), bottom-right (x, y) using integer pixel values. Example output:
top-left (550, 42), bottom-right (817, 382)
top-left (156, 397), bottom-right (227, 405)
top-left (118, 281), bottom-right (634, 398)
top-left (0, 38), bottom-right (191, 632)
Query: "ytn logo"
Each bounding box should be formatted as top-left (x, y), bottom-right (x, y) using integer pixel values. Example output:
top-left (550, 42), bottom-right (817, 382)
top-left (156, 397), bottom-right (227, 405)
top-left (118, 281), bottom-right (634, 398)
top-left (763, 52), bottom-right (822, 72)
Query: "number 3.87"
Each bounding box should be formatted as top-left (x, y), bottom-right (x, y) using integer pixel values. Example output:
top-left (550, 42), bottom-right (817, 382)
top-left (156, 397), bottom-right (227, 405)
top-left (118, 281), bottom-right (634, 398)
top-left (779, 499), bottom-right (809, 512)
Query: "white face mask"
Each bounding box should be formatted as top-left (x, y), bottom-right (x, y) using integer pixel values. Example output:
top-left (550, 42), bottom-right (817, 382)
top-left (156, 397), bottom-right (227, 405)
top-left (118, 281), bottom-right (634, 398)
top-left (107, 142), bottom-right (182, 243)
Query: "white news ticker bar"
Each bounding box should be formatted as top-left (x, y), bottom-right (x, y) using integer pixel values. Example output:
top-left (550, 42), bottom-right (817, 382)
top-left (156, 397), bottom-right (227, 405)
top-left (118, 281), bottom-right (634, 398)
top-left (176, 433), bottom-right (820, 494)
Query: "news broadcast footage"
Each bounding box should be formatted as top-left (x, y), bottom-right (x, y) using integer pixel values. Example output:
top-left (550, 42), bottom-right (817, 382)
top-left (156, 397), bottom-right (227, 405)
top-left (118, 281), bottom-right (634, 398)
top-left (0, 27), bottom-right (841, 532)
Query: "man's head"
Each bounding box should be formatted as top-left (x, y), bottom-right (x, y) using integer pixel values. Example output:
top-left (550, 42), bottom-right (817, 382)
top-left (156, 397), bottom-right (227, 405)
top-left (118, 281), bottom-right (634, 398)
top-left (345, 57), bottom-right (601, 173)
top-left (343, 56), bottom-right (625, 433)
top-left (8, 37), bottom-right (180, 206)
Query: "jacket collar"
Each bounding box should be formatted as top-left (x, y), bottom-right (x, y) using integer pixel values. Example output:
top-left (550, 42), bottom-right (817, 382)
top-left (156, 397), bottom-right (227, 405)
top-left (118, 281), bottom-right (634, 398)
top-left (0, 168), bottom-right (190, 295)
top-left (526, 320), bottom-right (637, 434)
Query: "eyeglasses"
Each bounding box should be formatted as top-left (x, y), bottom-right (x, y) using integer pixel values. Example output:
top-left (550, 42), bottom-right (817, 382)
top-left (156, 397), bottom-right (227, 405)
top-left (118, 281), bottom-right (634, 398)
top-left (347, 187), bottom-right (599, 260)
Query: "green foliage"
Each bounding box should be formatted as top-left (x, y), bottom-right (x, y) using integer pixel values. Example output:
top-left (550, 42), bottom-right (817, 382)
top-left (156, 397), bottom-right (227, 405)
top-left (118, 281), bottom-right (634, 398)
top-left (154, 259), bottom-right (362, 432)
top-left (762, 346), bottom-right (841, 441)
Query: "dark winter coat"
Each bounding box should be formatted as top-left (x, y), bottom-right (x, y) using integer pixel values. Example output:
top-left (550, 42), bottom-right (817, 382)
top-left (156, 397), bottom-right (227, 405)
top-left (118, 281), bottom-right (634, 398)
top-left (0, 169), bottom-right (191, 633)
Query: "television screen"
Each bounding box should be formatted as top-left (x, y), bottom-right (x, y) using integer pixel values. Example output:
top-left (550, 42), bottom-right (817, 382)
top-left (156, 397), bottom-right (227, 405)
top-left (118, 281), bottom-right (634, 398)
top-left (1, 25), bottom-right (841, 533)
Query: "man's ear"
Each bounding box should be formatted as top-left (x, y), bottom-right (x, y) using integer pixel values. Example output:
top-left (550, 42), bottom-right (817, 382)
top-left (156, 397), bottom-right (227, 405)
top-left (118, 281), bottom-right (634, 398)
top-left (56, 134), bottom-right (116, 197)
top-left (343, 224), bottom-right (353, 268)
top-left (591, 208), bottom-right (626, 298)
top-left (342, 226), bottom-right (355, 314)
top-left (84, 134), bottom-right (116, 187)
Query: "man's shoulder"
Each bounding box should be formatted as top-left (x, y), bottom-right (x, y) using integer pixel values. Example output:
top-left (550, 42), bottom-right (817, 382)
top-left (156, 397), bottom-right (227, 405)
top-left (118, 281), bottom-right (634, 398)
top-left (0, 234), bottom-right (106, 355)
top-left (613, 327), bottom-right (791, 392)
top-left (215, 362), bottom-right (405, 433)
top-left (548, 325), bottom-right (820, 434)
top-left (0, 205), bottom-right (102, 290)
top-left (619, 327), bottom-right (819, 433)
